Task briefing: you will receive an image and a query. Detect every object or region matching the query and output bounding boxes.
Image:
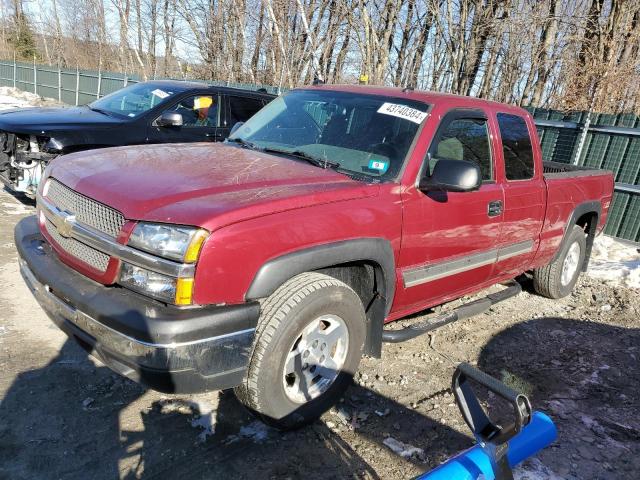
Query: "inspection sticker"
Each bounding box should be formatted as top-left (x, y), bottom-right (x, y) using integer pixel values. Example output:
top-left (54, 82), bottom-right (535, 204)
top-left (152, 88), bottom-right (170, 99)
top-left (368, 159), bottom-right (389, 173)
top-left (377, 102), bottom-right (427, 124)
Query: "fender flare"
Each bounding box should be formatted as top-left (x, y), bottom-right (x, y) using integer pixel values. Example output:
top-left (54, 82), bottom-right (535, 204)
top-left (551, 200), bottom-right (601, 270)
top-left (245, 238), bottom-right (396, 357)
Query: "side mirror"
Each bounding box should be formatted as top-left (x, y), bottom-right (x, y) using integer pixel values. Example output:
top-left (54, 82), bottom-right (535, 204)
top-left (156, 112), bottom-right (183, 127)
top-left (419, 158), bottom-right (481, 193)
top-left (230, 121), bottom-right (244, 136)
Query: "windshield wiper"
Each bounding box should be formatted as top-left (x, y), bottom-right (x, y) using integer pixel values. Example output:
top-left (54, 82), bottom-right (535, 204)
top-left (262, 147), bottom-right (340, 170)
top-left (87, 105), bottom-right (113, 117)
top-left (226, 137), bottom-right (262, 151)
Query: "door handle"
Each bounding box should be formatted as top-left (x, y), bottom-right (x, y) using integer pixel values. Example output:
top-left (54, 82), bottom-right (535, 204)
top-left (205, 131), bottom-right (225, 140)
top-left (488, 200), bottom-right (503, 217)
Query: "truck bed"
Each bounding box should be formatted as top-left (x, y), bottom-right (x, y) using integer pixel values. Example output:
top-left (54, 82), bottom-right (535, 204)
top-left (534, 162), bottom-right (614, 269)
top-left (543, 161), bottom-right (609, 179)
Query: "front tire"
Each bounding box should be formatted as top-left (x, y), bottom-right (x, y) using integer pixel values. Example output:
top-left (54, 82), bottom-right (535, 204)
top-left (234, 272), bottom-right (366, 430)
top-left (533, 224), bottom-right (587, 299)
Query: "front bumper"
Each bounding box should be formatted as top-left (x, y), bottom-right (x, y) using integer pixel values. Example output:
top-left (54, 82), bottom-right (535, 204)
top-left (15, 215), bottom-right (260, 393)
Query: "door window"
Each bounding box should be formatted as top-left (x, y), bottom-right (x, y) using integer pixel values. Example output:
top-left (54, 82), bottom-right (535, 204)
top-left (164, 95), bottom-right (219, 127)
top-left (429, 117), bottom-right (493, 180)
top-left (228, 96), bottom-right (265, 125)
top-left (497, 113), bottom-right (534, 180)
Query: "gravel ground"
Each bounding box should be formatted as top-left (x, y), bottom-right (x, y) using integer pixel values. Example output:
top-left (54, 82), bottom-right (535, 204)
top-left (0, 187), bottom-right (638, 480)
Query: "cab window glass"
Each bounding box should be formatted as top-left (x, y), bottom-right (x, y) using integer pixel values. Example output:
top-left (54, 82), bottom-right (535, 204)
top-left (228, 96), bottom-right (264, 125)
top-left (166, 95), bottom-right (218, 127)
top-left (498, 113), bottom-right (534, 180)
top-left (429, 117), bottom-right (492, 180)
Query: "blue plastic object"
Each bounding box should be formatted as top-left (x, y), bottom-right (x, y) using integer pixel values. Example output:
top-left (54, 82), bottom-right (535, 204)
top-left (416, 411), bottom-right (557, 480)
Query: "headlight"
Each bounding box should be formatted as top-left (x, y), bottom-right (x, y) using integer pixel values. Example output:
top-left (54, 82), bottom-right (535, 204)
top-left (128, 223), bottom-right (208, 262)
top-left (119, 262), bottom-right (194, 305)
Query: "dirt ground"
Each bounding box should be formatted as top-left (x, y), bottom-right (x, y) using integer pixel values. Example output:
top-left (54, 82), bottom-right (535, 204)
top-left (0, 187), bottom-right (638, 480)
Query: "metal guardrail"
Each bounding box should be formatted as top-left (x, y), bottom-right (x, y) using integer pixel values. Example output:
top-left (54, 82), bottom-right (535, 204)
top-left (535, 119), bottom-right (640, 137)
top-left (614, 183), bottom-right (640, 194)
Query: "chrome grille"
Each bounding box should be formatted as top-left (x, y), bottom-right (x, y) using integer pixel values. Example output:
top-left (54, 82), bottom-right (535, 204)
top-left (46, 178), bottom-right (125, 238)
top-left (45, 219), bottom-right (110, 272)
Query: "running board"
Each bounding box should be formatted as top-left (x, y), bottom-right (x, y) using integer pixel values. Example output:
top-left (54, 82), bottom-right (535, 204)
top-left (381, 281), bottom-right (522, 343)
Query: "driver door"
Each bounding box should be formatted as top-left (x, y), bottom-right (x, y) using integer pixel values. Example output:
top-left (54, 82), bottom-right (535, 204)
top-left (395, 109), bottom-right (505, 313)
top-left (147, 93), bottom-right (221, 144)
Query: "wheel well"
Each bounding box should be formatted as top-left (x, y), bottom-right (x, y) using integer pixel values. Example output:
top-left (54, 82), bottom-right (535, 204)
top-left (576, 212), bottom-right (597, 233)
top-left (315, 262), bottom-right (385, 358)
top-left (575, 211), bottom-right (598, 271)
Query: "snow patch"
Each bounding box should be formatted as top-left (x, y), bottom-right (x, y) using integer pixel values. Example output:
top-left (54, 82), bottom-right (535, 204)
top-left (1, 202), bottom-right (34, 216)
top-left (514, 458), bottom-right (565, 480)
top-left (383, 436), bottom-right (425, 460)
top-left (588, 235), bottom-right (640, 289)
top-left (0, 86), bottom-right (59, 110)
top-left (189, 397), bottom-right (217, 442)
top-left (239, 420), bottom-right (271, 442)
top-left (157, 396), bottom-right (218, 442)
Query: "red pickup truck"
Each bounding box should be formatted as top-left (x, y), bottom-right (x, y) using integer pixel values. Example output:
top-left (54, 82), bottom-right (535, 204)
top-left (16, 85), bottom-right (614, 429)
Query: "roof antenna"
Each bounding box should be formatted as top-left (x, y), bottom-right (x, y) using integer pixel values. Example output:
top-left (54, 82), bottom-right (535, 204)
top-left (403, 85), bottom-right (415, 93)
top-left (313, 76), bottom-right (325, 86)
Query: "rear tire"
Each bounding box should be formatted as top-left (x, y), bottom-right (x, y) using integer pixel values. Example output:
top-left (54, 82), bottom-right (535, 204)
top-left (533, 225), bottom-right (586, 299)
top-left (234, 272), bottom-right (366, 430)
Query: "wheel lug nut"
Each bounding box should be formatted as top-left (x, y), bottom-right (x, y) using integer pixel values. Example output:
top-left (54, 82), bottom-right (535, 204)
top-left (321, 343), bottom-right (326, 351)
top-left (312, 340), bottom-right (319, 348)
top-left (303, 362), bottom-right (308, 370)
top-left (320, 355), bottom-right (325, 363)
top-left (303, 350), bottom-right (309, 358)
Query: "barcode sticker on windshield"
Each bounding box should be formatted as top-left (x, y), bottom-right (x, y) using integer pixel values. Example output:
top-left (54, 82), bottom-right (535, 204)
top-left (152, 89), bottom-right (170, 99)
top-left (377, 103), bottom-right (427, 124)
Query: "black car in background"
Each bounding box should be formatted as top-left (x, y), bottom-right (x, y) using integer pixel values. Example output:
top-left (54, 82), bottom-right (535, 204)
top-left (0, 80), bottom-right (275, 196)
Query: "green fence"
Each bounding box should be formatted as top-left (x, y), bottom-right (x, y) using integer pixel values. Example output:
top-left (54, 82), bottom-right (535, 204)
top-left (0, 58), bottom-right (637, 242)
top-left (0, 58), bottom-right (281, 105)
top-left (528, 108), bottom-right (639, 243)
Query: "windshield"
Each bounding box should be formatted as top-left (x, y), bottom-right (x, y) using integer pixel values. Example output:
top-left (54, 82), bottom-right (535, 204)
top-left (228, 89), bottom-right (429, 181)
top-left (88, 83), bottom-right (183, 118)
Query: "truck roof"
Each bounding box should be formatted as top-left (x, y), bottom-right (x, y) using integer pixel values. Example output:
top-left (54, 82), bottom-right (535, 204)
top-left (303, 84), bottom-right (529, 116)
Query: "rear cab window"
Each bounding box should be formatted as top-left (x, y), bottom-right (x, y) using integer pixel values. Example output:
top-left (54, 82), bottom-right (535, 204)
top-left (497, 113), bottom-right (535, 180)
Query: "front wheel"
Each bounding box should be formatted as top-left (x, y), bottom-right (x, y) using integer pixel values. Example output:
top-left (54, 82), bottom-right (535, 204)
top-left (533, 224), bottom-right (587, 299)
top-left (234, 272), bottom-right (366, 430)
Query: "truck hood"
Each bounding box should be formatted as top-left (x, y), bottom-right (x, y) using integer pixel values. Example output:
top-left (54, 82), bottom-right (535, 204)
top-left (50, 143), bottom-right (379, 230)
top-left (0, 106), bottom-right (122, 133)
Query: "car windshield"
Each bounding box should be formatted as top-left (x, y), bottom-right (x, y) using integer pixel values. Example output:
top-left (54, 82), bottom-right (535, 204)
top-left (88, 83), bottom-right (184, 118)
top-left (227, 89), bottom-right (429, 181)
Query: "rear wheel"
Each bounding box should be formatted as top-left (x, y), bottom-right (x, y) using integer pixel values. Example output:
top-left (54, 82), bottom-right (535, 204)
top-left (234, 272), bottom-right (366, 430)
top-left (533, 224), bottom-right (586, 299)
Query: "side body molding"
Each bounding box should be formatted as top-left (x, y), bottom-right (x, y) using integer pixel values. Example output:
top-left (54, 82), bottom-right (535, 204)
top-left (551, 200), bottom-right (601, 270)
top-left (246, 238), bottom-right (396, 358)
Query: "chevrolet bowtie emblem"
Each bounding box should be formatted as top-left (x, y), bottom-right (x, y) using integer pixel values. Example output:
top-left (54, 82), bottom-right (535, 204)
top-left (57, 212), bottom-right (76, 238)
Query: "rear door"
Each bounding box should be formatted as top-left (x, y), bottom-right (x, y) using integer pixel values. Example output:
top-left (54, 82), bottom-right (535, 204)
top-left (396, 109), bottom-right (505, 313)
top-left (147, 92), bottom-right (221, 144)
top-left (491, 111), bottom-right (545, 277)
